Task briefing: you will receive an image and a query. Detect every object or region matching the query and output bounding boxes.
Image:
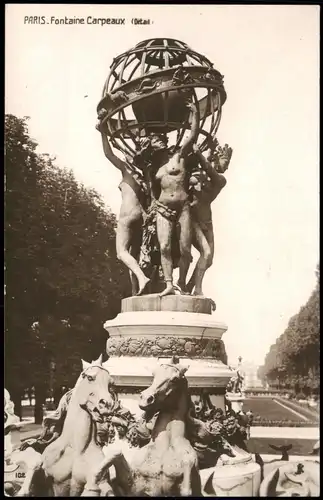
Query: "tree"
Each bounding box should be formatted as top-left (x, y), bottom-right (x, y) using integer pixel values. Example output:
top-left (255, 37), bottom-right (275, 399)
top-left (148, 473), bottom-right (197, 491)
top-left (259, 264), bottom-right (320, 395)
top-left (5, 114), bottom-right (131, 421)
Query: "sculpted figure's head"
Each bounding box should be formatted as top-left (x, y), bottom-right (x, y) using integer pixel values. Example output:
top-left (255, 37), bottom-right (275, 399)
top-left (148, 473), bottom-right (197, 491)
top-left (189, 169), bottom-right (210, 193)
top-left (134, 134), bottom-right (168, 164)
top-left (149, 133), bottom-right (168, 152)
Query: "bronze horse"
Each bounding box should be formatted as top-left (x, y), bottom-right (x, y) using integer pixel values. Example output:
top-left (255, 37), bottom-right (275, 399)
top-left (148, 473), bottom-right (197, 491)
top-left (82, 357), bottom-right (202, 496)
top-left (19, 355), bottom-right (118, 496)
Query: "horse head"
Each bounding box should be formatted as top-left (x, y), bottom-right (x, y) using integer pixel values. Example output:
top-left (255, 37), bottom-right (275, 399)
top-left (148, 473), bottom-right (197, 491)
top-left (76, 355), bottom-right (117, 423)
top-left (139, 356), bottom-right (188, 418)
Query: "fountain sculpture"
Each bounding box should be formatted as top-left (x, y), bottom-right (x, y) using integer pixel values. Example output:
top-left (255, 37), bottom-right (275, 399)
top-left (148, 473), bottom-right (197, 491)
top-left (98, 37), bottom-right (259, 495)
top-left (9, 38), bottom-right (319, 498)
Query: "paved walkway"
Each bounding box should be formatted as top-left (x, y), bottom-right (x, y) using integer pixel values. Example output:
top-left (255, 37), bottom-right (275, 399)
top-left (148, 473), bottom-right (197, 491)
top-left (20, 428), bottom-right (42, 441)
top-left (19, 421), bottom-right (42, 441)
top-left (250, 426), bottom-right (319, 440)
top-left (252, 454), bottom-right (320, 462)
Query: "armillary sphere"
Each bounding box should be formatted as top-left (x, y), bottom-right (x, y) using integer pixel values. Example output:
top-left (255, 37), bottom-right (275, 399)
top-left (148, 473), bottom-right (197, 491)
top-left (97, 38), bottom-right (227, 159)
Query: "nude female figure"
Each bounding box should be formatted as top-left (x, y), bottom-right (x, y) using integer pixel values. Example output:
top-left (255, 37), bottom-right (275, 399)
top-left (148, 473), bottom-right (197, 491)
top-left (187, 140), bottom-right (232, 295)
top-left (149, 102), bottom-right (200, 297)
top-left (98, 130), bottom-right (150, 296)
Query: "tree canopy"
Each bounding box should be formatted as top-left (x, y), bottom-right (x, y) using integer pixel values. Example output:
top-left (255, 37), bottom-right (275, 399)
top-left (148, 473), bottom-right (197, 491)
top-left (5, 114), bottom-right (130, 418)
top-left (258, 264), bottom-right (320, 395)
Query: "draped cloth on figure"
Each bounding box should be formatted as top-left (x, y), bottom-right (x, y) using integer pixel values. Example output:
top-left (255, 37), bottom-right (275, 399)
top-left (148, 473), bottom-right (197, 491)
top-left (139, 200), bottom-right (181, 277)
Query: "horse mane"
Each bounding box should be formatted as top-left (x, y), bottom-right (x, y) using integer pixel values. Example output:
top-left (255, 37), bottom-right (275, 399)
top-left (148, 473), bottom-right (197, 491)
top-left (185, 392), bottom-right (225, 449)
top-left (174, 377), bottom-right (230, 459)
top-left (172, 376), bottom-right (209, 442)
top-left (186, 411), bottom-right (213, 444)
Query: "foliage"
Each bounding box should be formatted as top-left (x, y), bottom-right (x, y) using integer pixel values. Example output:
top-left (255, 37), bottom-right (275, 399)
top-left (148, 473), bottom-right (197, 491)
top-left (258, 264), bottom-right (320, 395)
top-left (5, 114), bottom-right (131, 417)
top-left (245, 389), bottom-right (294, 396)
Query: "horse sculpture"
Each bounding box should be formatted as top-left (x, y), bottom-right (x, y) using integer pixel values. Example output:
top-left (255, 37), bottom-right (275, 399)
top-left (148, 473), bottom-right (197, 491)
top-left (82, 357), bottom-right (202, 497)
top-left (18, 355), bottom-right (118, 497)
top-left (16, 356), bottom-right (255, 497)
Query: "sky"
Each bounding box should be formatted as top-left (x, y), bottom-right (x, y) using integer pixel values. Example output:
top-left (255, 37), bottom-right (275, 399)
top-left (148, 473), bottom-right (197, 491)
top-left (5, 4), bottom-right (320, 365)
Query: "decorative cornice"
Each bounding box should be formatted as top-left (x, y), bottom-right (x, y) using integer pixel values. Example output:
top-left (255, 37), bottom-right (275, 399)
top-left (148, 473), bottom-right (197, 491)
top-left (104, 311), bottom-right (228, 340)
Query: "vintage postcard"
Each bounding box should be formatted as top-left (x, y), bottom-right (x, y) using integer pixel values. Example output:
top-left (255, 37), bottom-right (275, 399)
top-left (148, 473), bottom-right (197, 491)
top-left (5, 4), bottom-right (320, 497)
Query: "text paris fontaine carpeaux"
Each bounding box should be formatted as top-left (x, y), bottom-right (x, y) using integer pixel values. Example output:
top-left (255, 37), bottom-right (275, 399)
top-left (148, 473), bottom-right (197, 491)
top-left (50, 16), bottom-right (126, 25)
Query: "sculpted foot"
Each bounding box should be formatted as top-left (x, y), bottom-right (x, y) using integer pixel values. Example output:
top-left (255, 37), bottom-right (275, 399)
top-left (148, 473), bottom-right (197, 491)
top-left (136, 276), bottom-right (150, 296)
top-left (209, 298), bottom-right (216, 311)
top-left (177, 282), bottom-right (190, 295)
top-left (193, 289), bottom-right (204, 296)
top-left (159, 283), bottom-right (176, 297)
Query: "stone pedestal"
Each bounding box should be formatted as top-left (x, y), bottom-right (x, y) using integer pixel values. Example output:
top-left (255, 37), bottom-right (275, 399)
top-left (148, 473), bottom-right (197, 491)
top-left (104, 294), bottom-right (233, 415)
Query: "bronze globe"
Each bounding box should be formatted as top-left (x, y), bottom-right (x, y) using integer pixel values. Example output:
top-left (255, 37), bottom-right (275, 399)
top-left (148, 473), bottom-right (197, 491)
top-left (97, 38), bottom-right (226, 159)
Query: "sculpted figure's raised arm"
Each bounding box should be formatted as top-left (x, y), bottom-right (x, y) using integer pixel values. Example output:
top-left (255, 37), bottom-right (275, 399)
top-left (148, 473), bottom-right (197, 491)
top-left (180, 102), bottom-right (200, 158)
top-left (187, 139), bottom-right (232, 296)
top-left (97, 119), bottom-right (151, 296)
top-left (100, 129), bottom-right (127, 173)
top-left (149, 102), bottom-right (200, 297)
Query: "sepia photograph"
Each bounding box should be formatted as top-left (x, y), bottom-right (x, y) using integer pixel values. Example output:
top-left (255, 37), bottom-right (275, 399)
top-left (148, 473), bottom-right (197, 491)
top-left (4, 3), bottom-right (320, 497)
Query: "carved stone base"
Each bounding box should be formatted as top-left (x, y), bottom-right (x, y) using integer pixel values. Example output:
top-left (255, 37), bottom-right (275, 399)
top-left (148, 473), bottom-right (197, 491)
top-left (200, 460), bottom-right (261, 496)
top-left (104, 355), bottom-right (232, 389)
top-left (107, 335), bottom-right (227, 361)
top-left (121, 294), bottom-right (215, 314)
top-left (104, 295), bottom-right (232, 418)
top-left (104, 311), bottom-right (227, 339)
